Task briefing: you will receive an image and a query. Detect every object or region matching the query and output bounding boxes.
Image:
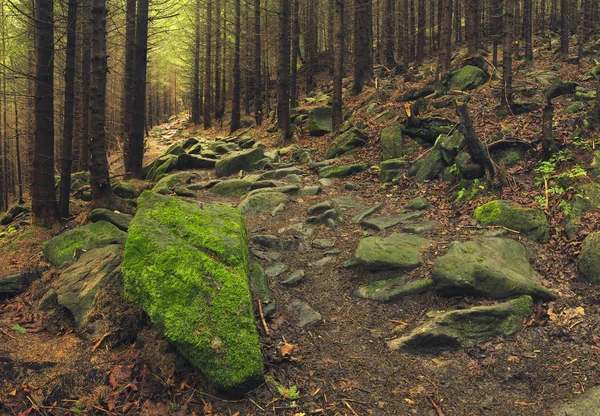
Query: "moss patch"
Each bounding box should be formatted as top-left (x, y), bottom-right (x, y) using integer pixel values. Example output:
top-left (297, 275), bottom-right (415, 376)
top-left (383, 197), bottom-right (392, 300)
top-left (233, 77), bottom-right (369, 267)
top-left (122, 191), bottom-right (263, 392)
top-left (474, 200), bottom-right (549, 243)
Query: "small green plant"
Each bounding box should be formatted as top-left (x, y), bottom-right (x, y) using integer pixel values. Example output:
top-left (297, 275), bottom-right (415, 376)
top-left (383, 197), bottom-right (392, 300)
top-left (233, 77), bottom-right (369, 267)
top-left (12, 325), bottom-right (26, 335)
top-left (448, 163), bottom-right (458, 177)
top-left (456, 179), bottom-right (485, 202)
top-left (266, 376), bottom-right (300, 401)
top-left (69, 402), bottom-right (85, 415)
top-left (535, 151), bottom-right (587, 210)
top-left (170, 402), bottom-right (179, 411)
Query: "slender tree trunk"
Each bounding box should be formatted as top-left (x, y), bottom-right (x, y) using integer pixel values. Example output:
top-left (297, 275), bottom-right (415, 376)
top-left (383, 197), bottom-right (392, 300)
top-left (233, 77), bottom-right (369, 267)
top-left (439, 0), bottom-right (452, 72)
top-left (121, 0), bottom-right (135, 140)
top-left (230, 0), bottom-right (241, 133)
top-left (453, 0), bottom-right (461, 43)
top-left (416, 0), bottom-right (425, 63)
top-left (290, 0), bottom-right (299, 107)
top-left (456, 101), bottom-right (495, 177)
top-left (467, 0), bottom-right (478, 55)
top-left (32, 0), bottom-right (57, 224)
top-left (542, 102), bottom-right (557, 158)
top-left (59, 0), bottom-right (77, 217)
top-left (254, 0), bottom-right (262, 125)
top-left (89, 0), bottom-right (112, 202)
top-left (332, 0), bottom-right (344, 130)
top-left (204, 0), bottom-right (213, 129)
top-left (79, 0), bottom-right (91, 171)
top-left (560, 0), bottom-right (568, 55)
top-left (353, 0), bottom-right (373, 94)
top-left (409, 0), bottom-right (415, 60)
top-left (14, 93), bottom-right (23, 204)
top-left (191, 0), bottom-right (201, 124)
top-left (215, 0), bottom-right (222, 119)
top-left (277, 0), bottom-right (291, 142)
top-left (306, 0), bottom-right (318, 91)
top-left (503, 0), bottom-right (514, 110)
top-left (492, 0), bottom-right (503, 66)
top-left (383, 0), bottom-right (395, 68)
top-left (524, 0), bottom-right (533, 61)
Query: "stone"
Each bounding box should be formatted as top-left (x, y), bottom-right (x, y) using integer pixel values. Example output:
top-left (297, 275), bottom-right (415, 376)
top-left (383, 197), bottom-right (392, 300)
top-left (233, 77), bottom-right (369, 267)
top-left (260, 167), bottom-right (304, 180)
top-left (0, 274), bottom-right (26, 295)
top-left (251, 249), bottom-right (283, 262)
top-left (308, 106), bottom-right (333, 136)
top-left (405, 197), bottom-right (429, 210)
top-left (163, 142), bottom-right (186, 156)
top-left (174, 186), bottom-right (197, 198)
top-left (319, 164), bottom-right (369, 178)
top-left (309, 159), bottom-right (338, 169)
top-left (565, 183), bottom-right (600, 238)
top-left (401, 221), bottom-right (438, 234)
top-left (312, 239), bottom-right (334, 249)
top-left (474, 200), bottom-right (549, 243)
top-left (289, 300), bottom-right (322, 328)
top-left (388, 296), bottom-right (533, 354)
top-left (271, 203), bottom-right (285, 217)
top-left (215, 148), bottom-right (265, 177)
top-left (361, 212), bottom-right (424, 231)
top-left (245, 185), bottom-right (299, 198)
top-left (325, 127), bottom-right (368, 159)
top-left (344, 182), bottom-right (357, 190)
top-left (332, 196), bottom-right (362, 210)
top-left (354, 277), bottom-right (434, 303)
top-left (176, 154), bottom-right (217, 170)
top-left (408, 130), bottom-right (465, 180)
top-left (456, 151), bottom-right (484, 180)
top-left (251, 235), bottom-right (300, 251)
top-left (579, 232), bottom-right (600, 282)
top-left (448, 65), bottom-right (489, 91)
top-left (43, 221), bottom-right (127, 269)
top-left (56, 245), bottom-right (123, 327)
top-left (145, 154), bottom-right (179, 182)
top-left (381, 124), bottom-right (404, 160)
top-left (122, 191), bottom-right (263, 393)
top-left (307, 200), bottom-right (335, 216)
top-left (552, 386), bottom-right (600, 416)
top-left (432, 237), bottom-right (555, 300)
top-left (281, 270), bottom-right (305, 286)
top-left (152, 172), bottom-right (197, 195)
top-left (292, 149), bottom-right (312, 164)
top-left (265, 262), bottom-right (289, 278)
top-left (380, 158), bottom-right (407, 171)
top-left (238, 191), bottom-right (289, 214)
top-left (285, 174), bottom-right (302, 184)
top-left (319, 178), bottom-right (333, 187)
top-left (307, 209), bottom-right (342, 227)
top-left (0, 205), bottom-right (29, 226)
top-left (352, 202), bottom-right (386, 223)
top-left (112, 182), bottom-right (136, 199)
top-left (298, 186), bottom-right (322, 196)
top-left (286, 223), bottom-right (315, 238)
top-left (355, 233), bottom-right (430, 271)
top-left (209, 179), bottom-right (253, 197)
top-left (250, 180), bottom-right (279, 190)
top-left (88, 208), bottom-right (133, 232)
top-left (309, 257), bottom-right (335, 267)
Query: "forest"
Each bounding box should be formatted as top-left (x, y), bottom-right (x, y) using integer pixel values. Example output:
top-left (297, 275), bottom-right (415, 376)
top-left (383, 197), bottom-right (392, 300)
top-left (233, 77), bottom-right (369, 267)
top-left (1, 0), bottom-right (600, 414)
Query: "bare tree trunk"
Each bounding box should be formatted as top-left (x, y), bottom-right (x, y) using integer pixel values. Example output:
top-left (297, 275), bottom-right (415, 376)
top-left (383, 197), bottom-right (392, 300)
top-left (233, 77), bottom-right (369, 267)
top-left (503, 0), bottom-right (514, 110)
top-left (32, 0), bottom-right (57, 224)
top-left (542, 102), bottom-right (557, 158)
top-left (79, 0), bottom-right (91, 171)
top-left (439, 0), bottom-right (452, 72)
top-left (121, 0), bottom-right (135, 140)
top-left (254, 0), bottom-right (262, 125)
top-left (383, 0), bottom-right (395, 68)
top-left (59, 0), bottom-right (77, 217)
top-left (560, 0), bottom-right (568, 55)
top-left (332, 0), bottom-right (344, 130)
top-left (204, 0), bottom-right (212, 129)
top-left (492, 0), bottom-right (503, 66)
top-left (456, 101), bottom-right (495, 177)
top-left (14, 92), bottom-right (23, 204)
top-left (416, 0), bottom-right (425, 63)
top-left (290, 0), bottom-right (299, 107)
top-left (230, 0), bottom-right (241, 133)
top-left (467, 0), bottom-right (478, 55)
top-left (191, 0), bottom-right (201, 124)
top-left (524, 0), bottom-right (533, 61)
top-left (453, 0), bottom-right (461, 43)
top-left (215, 0), bottom-right (222, 120)
top-left (353, 0), bottom-right (373, 94)
top-left (306, 0), bottom-right (318, 91)
top-left (277, 0), bottom-right (291, 142)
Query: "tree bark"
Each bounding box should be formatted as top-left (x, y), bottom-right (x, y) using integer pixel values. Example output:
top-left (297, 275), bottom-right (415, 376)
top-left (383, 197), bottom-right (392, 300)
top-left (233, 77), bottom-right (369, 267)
top-left (438, 0), bottom-right (452, 73)
top-left (524, 0), bottom-right (533, 61)
top-left (191, 0), bottom-right (201, 124)
top-left (59, 0), bottom-right (77, 217)
top-left (492, 0), bottom-right (503, 66)
top-left (230, 0), bottom-right (241, 133)
top-left (290, 0), bottom-right (299, 107)
top-left (204, 0), bottom-right (213, 129)
top-left (214, 0), bottom-right (222, 119)
top-left (467, 0), bottom-right (478, 55)
top-left (332, 0), bottom-right (344, 130)
top-left (542, 102), bottom-right (557, 158)
top-left (503, 0), bottom-right (514, 110)
top-left (277, 0), bottom-right (291, 142)
top-left (382, 0), bottom-right (395, 68)
top-left (416, 0), bottom-right (425, 64)
top-left (121, 0), bottom-right (135, 140)
top-left (456, 101), bottom-right (495, 177)
top-left (32, 0), bottom-right (57, 225)
top-left (14, 92), bottom-right (23, 204)
top-left (254, 0), bottom-right (262, 125)
top-left (560, 0), bottom-right (568, 55)
top-left (353, 0), bottom-right (373, 94)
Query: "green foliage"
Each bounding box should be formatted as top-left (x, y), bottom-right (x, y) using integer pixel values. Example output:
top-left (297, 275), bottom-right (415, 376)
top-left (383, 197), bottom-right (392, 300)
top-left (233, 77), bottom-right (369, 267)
top-left (456, 179), bottom-right (485, 202)
top-left (12, 324), bottom-right (26, 334)
top-left (69, 402), bottom-right (85, 415)
top-left (534, 152), bottom-right (587, 213)
top-left (266, 376), bottom-right (300, 401)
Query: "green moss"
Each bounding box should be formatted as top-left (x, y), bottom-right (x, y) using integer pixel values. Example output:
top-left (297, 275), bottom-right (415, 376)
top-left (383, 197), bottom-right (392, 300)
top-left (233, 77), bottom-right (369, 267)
top-left (579, 232), bottom-right (600, 282)
top-left (501, 149), bottom-right (522, 167)
top-left (123, 191), bottom-right (263, 392)
top-left (152, 172), bottom-right (195, 195)
top-left (474, 200), bottom-right (549, 243)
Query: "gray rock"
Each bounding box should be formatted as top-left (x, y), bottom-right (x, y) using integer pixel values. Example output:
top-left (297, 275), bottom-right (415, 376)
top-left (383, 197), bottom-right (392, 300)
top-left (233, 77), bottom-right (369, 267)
top-left (552, 385), bottom-right (600, 416)
top-left (176, 153), bottom-right (217, 170)
top-left (174, 186), bottom-right (197, 198)
top-left (209, 179), bottom-right (253, 197)
top-left (448, 65), bottom-right (489, 91)
top-left (456, 151), bottom-right (484, 180)
top-left (250, 180), bottom-right (279, 190)
top-left (319, 178), bottom-right (333, 187)
top-left (344, 182), bottom-right (357, 190)
top-left (285, 174), bottom-right (302, 184)
top-left (319, 164), bottom-right (369, 178)
top-left (308, 106), bottom-right (333, 136)
top-left (88, 208), bottom-right (133, 232)
top-left (579, 232), bottom-right (600, 282)
top-left (238, 192), bottom-right (289, 214)
top-left (37, 290), bottom-right (57, 310)
top-left (308, 200), bottom-right (335, 215)
top-left (144, 154), bottom-right (179, 182)
top-left (298, 186), bottom-right (323, 196)
top-left (405, 197), bottom-right (429, 210)
top-left (309, 257), bottom-right (335, 267)
top-left (432, 237), bottom-right (555, 300)
top-left (152, 171), bottom-right (197, 195)
top-left (250, 264), bottom-right (270, 300)
top-left (312, 239), bottom-right (334, 249)
top-left (245, 185), bottom-right (300, 198)
top-left (307, 208), bottom-right (342, 226)
top-left (0, 274), bottom-right (26, 295)
top-left (265, 262), bottom-right (289, 278)
top-left (309, 158), bottom-right (338, 169)
top-left (250, 249), bottom-right (283, 262)
top-left (281, 270), bottom-right (305, 286)
top-left (355, 233), bottom-right (430, 271)
top-left (352, 202), bottom-right (386, 223)
top-left (354, 277), bottom-right (434, 302)
top-left (381, 124), bottom-right (404, 160)
top-left (271, 203), bottom-right (286, 217)
top-left (401, 221), bottom-right (438, 234)
top-left (361, 212), bottom-right (424, 231)
top-left (474, 200), bottom-right (549, 243)
top-left (260, 167), bottom-right (304, 180)
top-left (325, 127), bottom-right (368, 159)
top-left (215, 148), bottom-right (265, 177)
top-left (287, 223), bottom-right (315, 238)
top-left (289, 300), bottom-right (322, 328)
top-left (388, 296), bottom-right (533, 354)
top-left (251, 235), bottom-right (300, 251)
top-left (112, 182), bottom-right (136, 199)
top-left (332, 196), bottom-right (362, 210)
top-left (56, 245), bottom-right (123, 327)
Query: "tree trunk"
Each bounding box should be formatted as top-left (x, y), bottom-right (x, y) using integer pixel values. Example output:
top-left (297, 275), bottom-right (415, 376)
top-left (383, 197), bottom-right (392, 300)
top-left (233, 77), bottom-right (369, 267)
top-left (14, 93), bottom-right (23, 204)
top-left (456, 101), bottom-right (495, 177)
top-left (416, 0), bottom-right (425, 63)
top-left (290, 0), bottom-right (299, 107)
top-left (438, 0), bottom-right (452, 73)
top-left (32, 0), bottom-right (57, 225)
top-left (191, 0), bottom-right (201, 124)
top-left (503, 0), bottom-right (514, 110)
top-left (492, 0), bottom-right (503, 66)
top-left (121, 0), bottom-right (135, 140)
top-left (277, 0), bottom-right (291, 142)
top-left (254, 0), bottom-right (262, 125)
top-left (382, 0), bottom-right (395, 68)
top-left (560, 0), bottom-right (568, 55)
top-left (453, 0), bottom-right (461, 43)
top-left (230, 0), bottom-right (241, 133)
top-left (306, 0), bottom-right (318, 91)
top-left (524, 0), bottom-right (533, 61)
top-left (542, 102), bottom-right (557, 158)
top-left (467, 0), bottom-right (478, 55)
top-left (353, 0), bottom-right (373, 94)
top-left (332, 0), bottom-right (344, 130)
top-left (214, 0), bottom-right (222, 119)
top-left (59, 0), bottom-right (77, 217)
top-left (89, 0), bottom-right (112, 202)
top-left (204, 0), bottom-right (212, 129)
top-left (79, 0), bottom-right (91, 171)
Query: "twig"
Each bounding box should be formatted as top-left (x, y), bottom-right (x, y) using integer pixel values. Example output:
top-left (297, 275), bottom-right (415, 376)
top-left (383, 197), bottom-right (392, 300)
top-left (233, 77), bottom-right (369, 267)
top-left (459, 224), bottom-right (521, 234)
top-left (92, 331), bottom-right (115, 351)
top-left (91, 405), bottom-right (118, 415)
top-left (342, 400), bottom-right (359, 416)
top-left (249, 397), bottom-right (265, 411)
top-left (427, 395), bottom-right (445, 416)
top-left (0, 328), bottom-right (17, 340)
top-left (257, 300), bottom-right (269, 335)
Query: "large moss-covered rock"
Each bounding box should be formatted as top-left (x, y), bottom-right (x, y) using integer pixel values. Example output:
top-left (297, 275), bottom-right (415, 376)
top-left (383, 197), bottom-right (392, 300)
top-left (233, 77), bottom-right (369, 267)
top-left (579, 232), bottom-right (600, 282)
top-left (448, 65), bottom-right (489, 91)
top-left (564, 183), bottom-right (600, 238)
top-left (176, 153), bottom-right (217, 170)
top-left (552, 386), bottom-right (600, 416)
top-left (408, 130), bottom-right (465, 180)
top-left (215, 148), bottom-right (264, 177)
top-left (209, 179), bottom-right (253, 197)
top-left (112, 182), bottom-right (136, 199)
top-left (88, 208), bottom-right (133, 231)
top-left (145, 154), bottom-right (179, 182)
top-left (152, 172), bottom-right (197, 195)
top-left (237, 191), bottom-right (289, 214)
top-left (123, 191), bottom-right (263, 392)
top-left (325, 127), bottom-right (368, 159)
top-left (388, 296), bottom-right (533, 354)
top-left (432, 237), bottom-right (555, 300)
top-left (380, 124), bottom-right (404, 160)
top-left (308, 106), bottom-right (333, 136)
top-left (355, 233), bottom-right (430, 271)
top-left (43, 221), bottom-right (127, 269)
top-left (456, 151), bottom-right (484, 180)
top-left (474, 200), bottom-right (549, 243)
top-left (56, 245), bottom-right (123, 327)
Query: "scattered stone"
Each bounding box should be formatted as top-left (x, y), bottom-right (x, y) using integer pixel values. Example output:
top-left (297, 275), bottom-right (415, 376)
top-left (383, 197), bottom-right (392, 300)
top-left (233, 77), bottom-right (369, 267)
top-left (309, 257), bottom-right (335, 267)
top-left (312, 239), bottom-right (334, 249)
top-left (238, 191), bottom-right (289, 214)
top-left (344, 182), bottom-right (357, 190)
top-left (432, 237), bottom-right (555, 300)
top-left (209, 179), bottom-right (253, 197)
top-left (250, 264), bottom-right (270, 300)
top-left (250, 180), bottom-right (279, 190)
top-left (251, 235), bottom-right (300, 251)
top-left (408, 130), bottom-right (465, 180)
top-left (245, 185), bottom-right (300, 198)
top-left (292, 149), bottom-right (312, 164)
top-left (579, 232), bottom-right (600, 282)
top-left (307, 208), bottom-right (342, 227)
top-left (285, 174), bottom-right (302, 184)
top-left (319, 178), bottom-right (333, 187)
top-left (215, 148), bottom-right (265, 177)
top-left (271, 203), bottom-right (285, 217)
top-left (0, 205), bottom-right (29, 226)
top-left (388, 296), bottom-right (533, 354)
top-left (250, 249), bottom-right (283, 262)
top-left (342, 259), bottom-right (360, 269)
top-left (56, 245), bottom-right (123, 327)
top-left (352, 202), bottom-right (386, 223)
top-left (145, 154), bottom-right (179, 182)
top-left (361, 212), bottom-right (424, 231)
top-left (88, 208), bottom-right (133, 232)
top-left (325, 127), bottom-right (368, 159)
top-left (552, 385), bottom-right (600, 416)
top-left (381, 124), bottom-right (404, 160)
top-left (354, 277), bottom-right (434, 303)
top-left (319, 164), bottom-right (369, 178)
top-left (174, 186), bottom-right (197, 198)
top-left (281, 270), bottom-right (306, 286)
top-left (260, 167), bottom-right (304, 180)
top-left (474, 200), bottom-right (549, 243)
top-left (112, 182), bottom-right (136, 199)
top-left (265, 262), bottom-right (289, 278)
top-left (43, 221), bottom-right (127, 269)
top-left (122, 191), bottom-right (263, 392)
top-left (286, 223), bottom-right (315, 238)
top-left (448, 65), bottom-right (489, 91)
top-left (332, 196), bottom-right (362, 210)
top-left (355, 233), bottom-right (430, 271)
top-left (456, 151), bottom-right (484, 180)
top-left (298, 186), bottom-right (322, 196)
top-left (152, 172), bottom-right (197, 195)
top-left (176, 154), bottom-right (217, 170)
top-left (163, 142), bottom-right (186, 156)
top-left (0, 274), bottom-right (27, 295)
top-left (308, 106), bottom-right (333, 136)
top-left (405, 197), bottom-right (429, 210)
top-left (289, 300), bottom-right (322, 328)
top-left (308, 200), bottom-right (335, 215)
top-left (401, 221), bottom-right (438, 234)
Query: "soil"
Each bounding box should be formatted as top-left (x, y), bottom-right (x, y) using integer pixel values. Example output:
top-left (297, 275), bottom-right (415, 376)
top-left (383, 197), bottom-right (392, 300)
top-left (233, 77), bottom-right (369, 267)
top-left (2, 43), bottom-right (600, 415)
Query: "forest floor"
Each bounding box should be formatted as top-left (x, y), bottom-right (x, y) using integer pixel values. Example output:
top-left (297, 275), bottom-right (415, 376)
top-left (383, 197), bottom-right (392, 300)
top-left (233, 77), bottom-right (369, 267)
top-left (2, 40), bottom-right (600, 415)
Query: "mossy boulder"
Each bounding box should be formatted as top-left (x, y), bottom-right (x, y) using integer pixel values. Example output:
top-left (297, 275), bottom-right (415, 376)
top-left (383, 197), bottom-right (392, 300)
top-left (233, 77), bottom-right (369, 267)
top-left (456, 151), bottom-right (484, 180)
top-left (145, 154), bottom-right (179, 182)
top-left (215, 148), bottom-right (265, 177)
top-left (112, 182), bottom-right (136, 199)
top-left (474, 200), bottom-right (549, 243)
top-left (408, 130), bottom-right (465, 180)
top-left (163, 142), bottom-right (186, 157)
top-left (319, 164), bottom-right (369, 178)
top-left (448, 65), bottom-right (489, 91)
top-left (209, 179), bottom-right (253, 197)
top-left (388, 296), bottom-right (533, 354)
top-left (564, 183), bottom-right (600, 238)
top-left (325, 127), bottom-right (368, 159)
top-left (237, 191), bottom-right (289, 214)
top-left (176, 154), bottom-right (217, 170)
top-left (579, 232), bottom-right (600, 282)
top-left (43, 221), bottom-right (127, 269)
top-left (432, 237), bottom-right (555, 300)
top-left (88, 208), bottom-right (133, 232)
top-left (355, 233), bottom-right (430, 271)
top-left (122, 191), bottom-right (263, 393)
top-left (354, 276), bottom-right (434, 303)
top-left (152, 172), bottom-right (197, 195)
top-left (308, 106), bottom-right (333, 136)
top-left (552, 386), bottom-right (600, 416)
top-left (380, 124), bottom-right (404, 160)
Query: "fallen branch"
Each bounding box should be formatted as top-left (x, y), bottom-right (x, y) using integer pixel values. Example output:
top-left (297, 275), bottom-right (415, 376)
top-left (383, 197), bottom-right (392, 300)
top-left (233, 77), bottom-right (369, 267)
top-left (427, 395), bottom-right (445, 416)
top-left (257, 300), bottom-right (269, 335)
